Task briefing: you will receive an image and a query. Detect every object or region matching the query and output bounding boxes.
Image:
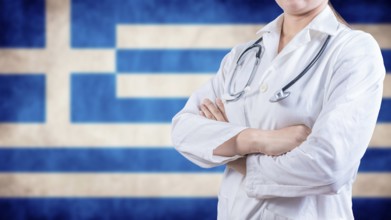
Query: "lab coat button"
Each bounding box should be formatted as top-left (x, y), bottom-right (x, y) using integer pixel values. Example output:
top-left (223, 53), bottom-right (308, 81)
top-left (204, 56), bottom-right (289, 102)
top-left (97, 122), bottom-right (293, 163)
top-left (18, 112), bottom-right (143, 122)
top-left (259, 83), bottom-right (268, 93)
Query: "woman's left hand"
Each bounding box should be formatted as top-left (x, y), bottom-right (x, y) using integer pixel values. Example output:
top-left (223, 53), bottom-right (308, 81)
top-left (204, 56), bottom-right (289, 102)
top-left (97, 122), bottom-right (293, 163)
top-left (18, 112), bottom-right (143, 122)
top-left (200, 98), bottom-right (228, 122)
top-left (200, 98), bottom-right (246, 174)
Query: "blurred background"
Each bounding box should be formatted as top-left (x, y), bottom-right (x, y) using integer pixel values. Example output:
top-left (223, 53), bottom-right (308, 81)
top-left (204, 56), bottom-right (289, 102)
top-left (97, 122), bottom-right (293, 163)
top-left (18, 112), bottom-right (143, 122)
top-left (0, 0), bottom-right (390, 219)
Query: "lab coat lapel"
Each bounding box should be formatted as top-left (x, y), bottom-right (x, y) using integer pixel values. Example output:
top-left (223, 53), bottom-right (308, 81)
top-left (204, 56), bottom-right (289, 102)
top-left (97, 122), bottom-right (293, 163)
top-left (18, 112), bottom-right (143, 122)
top-left (271, 5), bottom-right (339, 62)
top-left (275, 30), bottom-right (311, 60)
top-left (255, 14), bottom-right (283, 65)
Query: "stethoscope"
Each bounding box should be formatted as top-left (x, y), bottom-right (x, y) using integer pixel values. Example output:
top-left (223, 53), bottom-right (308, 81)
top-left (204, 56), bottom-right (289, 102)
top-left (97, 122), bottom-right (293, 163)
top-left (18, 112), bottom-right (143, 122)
top-left (224, 34), bottom-right (331, 103)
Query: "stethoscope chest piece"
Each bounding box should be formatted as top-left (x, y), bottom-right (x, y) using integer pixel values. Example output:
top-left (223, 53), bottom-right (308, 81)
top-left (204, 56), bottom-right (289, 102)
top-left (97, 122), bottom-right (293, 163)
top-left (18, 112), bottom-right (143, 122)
top-left (269, 90), bottom-right (290, 102)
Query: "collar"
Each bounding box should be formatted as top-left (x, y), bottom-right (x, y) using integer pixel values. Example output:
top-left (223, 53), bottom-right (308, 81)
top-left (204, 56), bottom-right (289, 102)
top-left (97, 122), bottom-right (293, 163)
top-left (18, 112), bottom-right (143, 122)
top-left (256, 5), bottom-right (339, 37)
top-left (256, 13), bottom-right (283, 36)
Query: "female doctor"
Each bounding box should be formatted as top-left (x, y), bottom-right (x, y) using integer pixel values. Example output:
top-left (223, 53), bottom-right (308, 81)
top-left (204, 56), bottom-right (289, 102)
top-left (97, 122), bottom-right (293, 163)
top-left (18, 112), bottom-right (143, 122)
top-left (172, 0), bottom-right (385, 219)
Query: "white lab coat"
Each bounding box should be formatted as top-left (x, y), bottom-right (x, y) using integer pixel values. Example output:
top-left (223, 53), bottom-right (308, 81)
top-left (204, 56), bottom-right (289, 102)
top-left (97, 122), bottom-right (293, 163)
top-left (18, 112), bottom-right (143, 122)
top-left (172, 6), bottom-right (385, 220)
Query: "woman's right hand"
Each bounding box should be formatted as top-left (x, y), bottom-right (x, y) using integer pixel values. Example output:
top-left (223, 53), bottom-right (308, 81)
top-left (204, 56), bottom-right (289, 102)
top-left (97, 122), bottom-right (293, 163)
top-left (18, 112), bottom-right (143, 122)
top-left (260, 125), bottom-right (311, 156)
top-left (200, 97), bottom-right (311, 157)
top-left (235, 125), bottom-right (311, 156)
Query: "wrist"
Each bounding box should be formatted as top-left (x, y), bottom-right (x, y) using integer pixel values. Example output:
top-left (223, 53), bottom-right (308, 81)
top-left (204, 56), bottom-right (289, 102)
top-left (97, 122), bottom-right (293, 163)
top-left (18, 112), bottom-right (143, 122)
top-left (249, 129), bottom-right (268, 154)
top-left (236, 128), bottom-right (267, 155)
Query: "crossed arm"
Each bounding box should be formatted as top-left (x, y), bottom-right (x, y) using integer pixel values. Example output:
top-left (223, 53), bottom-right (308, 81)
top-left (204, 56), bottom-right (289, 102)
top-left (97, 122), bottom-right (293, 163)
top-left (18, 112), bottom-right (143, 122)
top-left (174, 33), bottom-right (384, 198)
top-left (199, 98), bottom-right (311, 175)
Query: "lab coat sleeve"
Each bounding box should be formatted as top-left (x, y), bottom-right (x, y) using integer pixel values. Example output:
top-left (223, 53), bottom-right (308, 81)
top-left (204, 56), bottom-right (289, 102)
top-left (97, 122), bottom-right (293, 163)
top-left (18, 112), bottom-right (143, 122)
top-left (245, 32), bottom-right (385, 198)
top-left (172, 48), bottom-right (248, 168)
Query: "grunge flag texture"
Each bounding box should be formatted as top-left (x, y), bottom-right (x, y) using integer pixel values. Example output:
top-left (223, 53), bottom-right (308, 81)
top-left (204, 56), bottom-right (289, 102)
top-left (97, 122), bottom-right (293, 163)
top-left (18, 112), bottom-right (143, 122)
top-left (0, 0), bottom-right (390, 219)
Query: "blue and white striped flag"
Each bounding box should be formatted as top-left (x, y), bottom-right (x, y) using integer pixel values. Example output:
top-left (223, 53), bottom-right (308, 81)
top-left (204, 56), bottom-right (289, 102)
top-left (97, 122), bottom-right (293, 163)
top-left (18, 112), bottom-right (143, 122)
top-left (0, 0), bottom-right (390, 219)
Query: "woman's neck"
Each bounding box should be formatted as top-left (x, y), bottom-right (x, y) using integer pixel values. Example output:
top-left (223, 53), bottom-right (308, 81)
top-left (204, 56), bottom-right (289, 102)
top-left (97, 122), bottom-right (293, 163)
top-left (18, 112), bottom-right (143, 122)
top-left (278, 2), bottom-right (328, 53)
top-left (282, 4), bottom-right (326, 38)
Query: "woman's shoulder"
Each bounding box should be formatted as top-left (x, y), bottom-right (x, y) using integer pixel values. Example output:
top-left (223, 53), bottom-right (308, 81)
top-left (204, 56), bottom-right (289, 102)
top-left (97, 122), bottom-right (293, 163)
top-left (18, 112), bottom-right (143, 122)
top-left (329, 23), bottom-right (385, 79)
top-left (227, 38), bottom-right (262, 60)
top-left (333, 24), bottom-right (382, 57)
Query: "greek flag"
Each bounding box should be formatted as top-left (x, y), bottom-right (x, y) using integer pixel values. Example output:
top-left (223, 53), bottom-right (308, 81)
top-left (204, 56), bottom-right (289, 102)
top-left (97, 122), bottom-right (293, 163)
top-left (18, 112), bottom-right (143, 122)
top-left (0, 0), bottom-right (390, 219)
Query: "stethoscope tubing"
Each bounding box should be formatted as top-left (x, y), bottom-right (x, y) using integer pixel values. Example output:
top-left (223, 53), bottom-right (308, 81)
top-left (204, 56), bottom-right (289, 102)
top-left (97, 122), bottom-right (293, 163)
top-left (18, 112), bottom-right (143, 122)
top-left (281, 35), bottom-right (331, 92)
top-left (225, 34), bottom-right (331, 103)
top-left (227, 43), bottom-right (263, 99)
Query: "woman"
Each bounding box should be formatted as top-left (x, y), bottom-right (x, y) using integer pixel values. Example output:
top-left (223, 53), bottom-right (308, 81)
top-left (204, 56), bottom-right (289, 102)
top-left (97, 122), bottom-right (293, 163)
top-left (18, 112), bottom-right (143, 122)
top-left (172, 0), bottom-right (385, 219)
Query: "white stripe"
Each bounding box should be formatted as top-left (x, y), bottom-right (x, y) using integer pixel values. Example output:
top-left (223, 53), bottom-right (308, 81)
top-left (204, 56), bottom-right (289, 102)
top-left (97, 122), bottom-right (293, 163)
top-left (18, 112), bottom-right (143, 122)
top-left (116, 25), bottom-right (260, 49)
top-left (0, 124), bottom-right (171, 147)
top-left (0, 50), bottom-right (114, 73)
top-left (371, 124), bottom-right (391, 147)
top-left (383, 74), bottom-right (391, 98)
top-left (0, 173), bottom-right (222, 197)
top-left (352, 24), bottom-right (391, 49)
top-left (0, 123), bottom-right (390, 147)
top-left (0, 173), bottom-right (389, 197)
top-left (353, 173), bottom-right (391, 197)
top-left (116, 24), bottom-right (391, 49)
top-left (116, 74), bottom-right (213, 97)
top-left (0, 50), bottom-right (49, 73)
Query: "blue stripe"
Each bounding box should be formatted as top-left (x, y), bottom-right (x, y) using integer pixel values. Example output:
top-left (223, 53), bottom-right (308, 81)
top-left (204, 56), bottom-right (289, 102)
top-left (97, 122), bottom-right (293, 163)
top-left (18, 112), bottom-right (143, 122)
top-left (0, 148), bottom-right (224, 172)
top-left (71, 0), bottom-right (391, 48)
top-left (117, 49), bottom-right (228, 73)
top-left (0, 0), bottom-right (45, 48)
top-left (71, 0), bottom-right (117, 48)
top-left (378, 99), bottom-right (391, 123)
top-left (333, 1), bottom-right (391, 23)
top-left (0, 198), bottom-right (218, 220)
top-left (383, 50), bottom-right (391, 72)
top-left (71, 74), bottom-right (186, 123)
top-left (73, 73), bottom-right (391, 123)
top-left (0, 74), bottom-right (45, 123)
top-left (71, 0), bottom-right (282, 48)
top-left (0, 148), bottom-right (388, 172)
top-left (359, 148), bottom-right (391, 172)
top-left (353, 198), bottom-right (391, 220)
top-left (117, 50), bottom-right (390, 73)
top-left (115, 0), bottom-right (282, 23)
top-left (0, 198), bottom-right (389, 220)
